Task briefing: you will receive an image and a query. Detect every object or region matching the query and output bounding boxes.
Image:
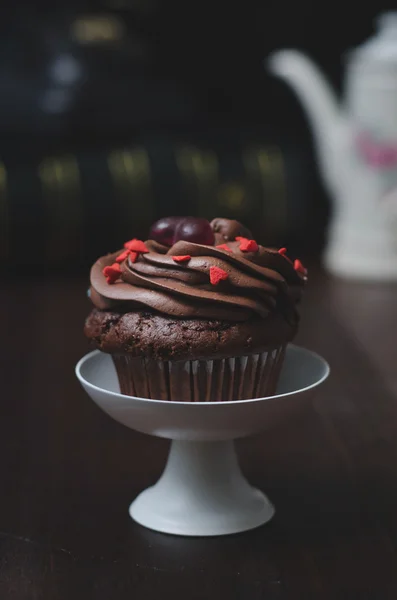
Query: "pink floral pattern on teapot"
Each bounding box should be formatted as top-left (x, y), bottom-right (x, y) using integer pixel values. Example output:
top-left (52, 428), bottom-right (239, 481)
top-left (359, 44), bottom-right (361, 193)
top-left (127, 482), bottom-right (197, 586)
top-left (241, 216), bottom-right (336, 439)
top-left (356, 130), bottom-right (397, 169)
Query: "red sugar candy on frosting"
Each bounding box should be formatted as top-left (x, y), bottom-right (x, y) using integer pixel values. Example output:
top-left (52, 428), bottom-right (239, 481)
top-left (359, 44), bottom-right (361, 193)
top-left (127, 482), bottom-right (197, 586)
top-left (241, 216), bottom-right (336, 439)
top-left (124, 238), bottom-right (149, 253)
top-left (210, 266), bottom-right (228, 285)
top-left (172, 255), bottom-right (191, 263)
top-left (116, 249), bottom-right (138, 264)
top-left (216, 244), bottom-right (232, 252)
top-left (278, 247), bottom-right (293, 263)
top-left (294, 259), bottom-right (307, 275)
top-left (236, 237), bottom-right (259, 252)
top-left (103, 262), bottom-right (122, 284)
top-left (115, 249), bottom-right (130, 263)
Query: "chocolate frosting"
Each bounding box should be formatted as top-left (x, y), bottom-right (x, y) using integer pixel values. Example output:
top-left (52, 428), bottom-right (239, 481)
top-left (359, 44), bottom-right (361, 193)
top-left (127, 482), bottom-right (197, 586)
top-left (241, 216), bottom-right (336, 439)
top-left (89, 219), bottom-right (305, 324)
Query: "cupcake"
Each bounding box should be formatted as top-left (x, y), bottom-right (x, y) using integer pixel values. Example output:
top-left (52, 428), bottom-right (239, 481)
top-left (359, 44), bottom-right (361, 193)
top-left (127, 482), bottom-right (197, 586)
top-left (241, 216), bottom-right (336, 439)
top-left (84, 216), bottom-right (307, 401)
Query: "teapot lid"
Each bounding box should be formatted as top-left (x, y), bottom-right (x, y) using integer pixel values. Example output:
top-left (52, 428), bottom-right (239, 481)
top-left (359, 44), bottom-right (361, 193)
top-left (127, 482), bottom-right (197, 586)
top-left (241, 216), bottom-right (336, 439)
top-left (351, 11), bottom-right (397, 65)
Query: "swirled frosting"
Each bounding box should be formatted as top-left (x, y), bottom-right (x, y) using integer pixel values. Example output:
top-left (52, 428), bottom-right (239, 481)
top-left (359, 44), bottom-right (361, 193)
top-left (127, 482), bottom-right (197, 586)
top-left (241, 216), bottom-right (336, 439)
top-left (89, 218), bottom-right (306, 324)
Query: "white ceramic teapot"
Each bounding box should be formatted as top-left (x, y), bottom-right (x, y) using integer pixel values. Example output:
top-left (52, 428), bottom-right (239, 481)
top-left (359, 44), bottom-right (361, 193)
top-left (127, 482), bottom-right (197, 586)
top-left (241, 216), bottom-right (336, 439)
top-left (268, 11), bottom-right (397, 280)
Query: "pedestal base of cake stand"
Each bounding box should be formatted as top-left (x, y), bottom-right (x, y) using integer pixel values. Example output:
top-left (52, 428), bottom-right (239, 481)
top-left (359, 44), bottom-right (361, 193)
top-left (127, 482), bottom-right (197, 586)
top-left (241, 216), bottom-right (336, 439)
top-left (130, 439), bottom-right (274, 536)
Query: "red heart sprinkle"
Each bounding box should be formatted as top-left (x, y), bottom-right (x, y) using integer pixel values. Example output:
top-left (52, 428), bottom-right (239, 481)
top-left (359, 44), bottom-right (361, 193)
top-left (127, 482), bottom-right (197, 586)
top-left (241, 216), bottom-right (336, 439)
top-left (294, 259), bottom-right (307, 275)
top-left (236, 237), bottom-right (259, 252)
top-left (210, 266), bottom-right (229, 285)
top-left (128, 251), bottom-right (138, 264)
top-left (103, 262), bottom-right (122, 284)
top-left (115, 249), bottom-right (130, 263)
top-left (172, 255), bottom-right (191, 263)
top-left (216, 244), bottom-right (232, 252)
top-left (123, 239), bottom-right (149, 253)
top-left (278, 247), bottom-right (293, 263)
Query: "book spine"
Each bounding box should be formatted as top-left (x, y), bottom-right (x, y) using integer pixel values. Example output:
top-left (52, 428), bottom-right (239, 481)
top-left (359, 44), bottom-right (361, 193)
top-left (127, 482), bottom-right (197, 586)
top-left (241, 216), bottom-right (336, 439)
top-left (0, 162), bottom-right (7, 262)
top-left (174, 143), bottom-right (287, 243)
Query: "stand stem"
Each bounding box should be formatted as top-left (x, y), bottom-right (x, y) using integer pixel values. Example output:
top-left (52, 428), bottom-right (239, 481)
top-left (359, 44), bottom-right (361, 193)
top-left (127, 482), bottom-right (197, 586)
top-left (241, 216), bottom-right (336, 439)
top-left (130, 440), bottom-right (274, 536)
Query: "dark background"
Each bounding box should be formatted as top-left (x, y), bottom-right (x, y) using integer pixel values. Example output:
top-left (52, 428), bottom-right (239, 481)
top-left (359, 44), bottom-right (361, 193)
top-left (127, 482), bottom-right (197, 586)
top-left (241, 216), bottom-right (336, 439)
top-left (0, 1), bottom-right (391, 268)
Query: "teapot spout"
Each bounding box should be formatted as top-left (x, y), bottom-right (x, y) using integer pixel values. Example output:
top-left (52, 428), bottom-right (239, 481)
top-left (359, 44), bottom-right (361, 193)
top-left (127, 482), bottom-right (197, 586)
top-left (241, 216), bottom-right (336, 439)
top-left (267, 49), bottom-right (345, 197)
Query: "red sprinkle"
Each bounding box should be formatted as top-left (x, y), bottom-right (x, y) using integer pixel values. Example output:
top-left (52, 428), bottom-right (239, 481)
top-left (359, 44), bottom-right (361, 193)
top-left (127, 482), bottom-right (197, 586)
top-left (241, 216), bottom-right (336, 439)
top-left (115, 249), bottom-right (130, 263)
top-left (172, 255), bottom-right (191, 263)
top-left (294, 259), bottom-right (307, 275)
top-left (210, 266), bottom-right (229, 285)
top-left (103, 262), bottom-right (122, 284)
top-left (216, 244), bottom-right (232, 252)
top-left (123, 238), bottom-right (149, 253)
top-left (236, 236), bottom-right (259, 252)
top-left (116, 249), bottom-right (138, 263)
top-left (278, 247), bottom-right (293, 263)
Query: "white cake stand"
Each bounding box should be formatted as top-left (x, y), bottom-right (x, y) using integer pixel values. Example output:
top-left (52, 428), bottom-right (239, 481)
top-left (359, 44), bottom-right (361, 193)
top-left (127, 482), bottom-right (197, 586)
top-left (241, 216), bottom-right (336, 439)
top-left (76, 345), bottom-right (329, 537)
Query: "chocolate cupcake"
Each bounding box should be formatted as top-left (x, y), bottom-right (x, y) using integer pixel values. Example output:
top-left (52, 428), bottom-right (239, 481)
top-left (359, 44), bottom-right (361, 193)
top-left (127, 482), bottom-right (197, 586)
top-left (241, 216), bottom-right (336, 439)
top-left (84, 217), bottom-right (307, 401)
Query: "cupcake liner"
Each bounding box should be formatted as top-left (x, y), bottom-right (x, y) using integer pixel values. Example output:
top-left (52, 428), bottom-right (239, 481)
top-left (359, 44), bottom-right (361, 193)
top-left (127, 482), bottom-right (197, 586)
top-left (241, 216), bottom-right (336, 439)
top-left (112, 346), bottom-right (286, 402)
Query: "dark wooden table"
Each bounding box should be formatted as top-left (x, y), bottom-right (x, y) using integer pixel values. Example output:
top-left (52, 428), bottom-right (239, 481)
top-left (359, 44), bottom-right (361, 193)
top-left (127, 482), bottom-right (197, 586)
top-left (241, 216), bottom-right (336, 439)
top-left (1, 268), bottom-right (397, 599)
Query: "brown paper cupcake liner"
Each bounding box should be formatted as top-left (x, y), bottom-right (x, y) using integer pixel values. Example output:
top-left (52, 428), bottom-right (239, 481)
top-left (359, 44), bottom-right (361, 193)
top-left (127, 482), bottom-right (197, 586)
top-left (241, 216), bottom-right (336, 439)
top-left (112, 346), bottom-right (286, 401)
